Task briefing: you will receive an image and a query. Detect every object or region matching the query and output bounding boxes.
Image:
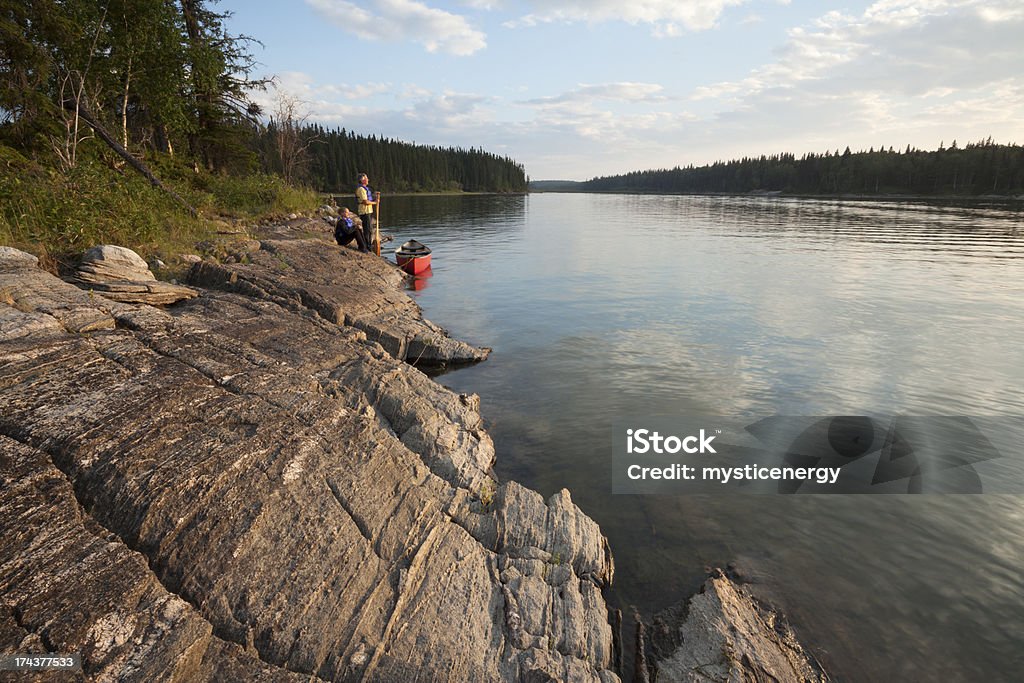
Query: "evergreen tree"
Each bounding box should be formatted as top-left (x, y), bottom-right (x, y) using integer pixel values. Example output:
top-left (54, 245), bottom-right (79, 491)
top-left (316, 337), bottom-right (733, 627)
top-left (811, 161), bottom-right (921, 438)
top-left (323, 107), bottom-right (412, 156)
top-left (0, 0), bottom-right (264, 169)
top-left (284, 124), bottom-right (527, 193)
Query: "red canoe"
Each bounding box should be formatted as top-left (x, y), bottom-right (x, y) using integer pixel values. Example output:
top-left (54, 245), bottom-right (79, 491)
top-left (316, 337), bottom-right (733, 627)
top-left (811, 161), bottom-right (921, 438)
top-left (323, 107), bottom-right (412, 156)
top-left (395, 240), bottom-right (432, 275)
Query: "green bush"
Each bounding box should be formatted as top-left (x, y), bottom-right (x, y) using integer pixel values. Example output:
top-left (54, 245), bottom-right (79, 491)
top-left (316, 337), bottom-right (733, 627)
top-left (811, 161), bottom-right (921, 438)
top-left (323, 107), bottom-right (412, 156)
top-left (202, 172), bottom-right (319, 217)
top-left (146, 152), bottom-right (318, 217)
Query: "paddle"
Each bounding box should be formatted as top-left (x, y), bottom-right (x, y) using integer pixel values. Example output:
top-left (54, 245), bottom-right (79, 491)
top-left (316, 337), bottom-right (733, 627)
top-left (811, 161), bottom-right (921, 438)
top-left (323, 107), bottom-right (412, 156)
top-left (375, 192), bottom-right (382, 256)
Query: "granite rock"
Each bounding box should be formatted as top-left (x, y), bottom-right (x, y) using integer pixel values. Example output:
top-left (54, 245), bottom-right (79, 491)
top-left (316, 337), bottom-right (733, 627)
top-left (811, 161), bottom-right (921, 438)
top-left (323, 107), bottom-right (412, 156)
top-left (0, 244), bottom-right (617, 682)
top-left (185, 219), bottom-right (489, 367)
top-left (77, 245), bottom-right (155, 282)
top-left (650, 570), bottom-right (828, 683)
top-left (73, 245), bottom-right (198, 306)
top-left (0, 434), bottom-right (309, 682)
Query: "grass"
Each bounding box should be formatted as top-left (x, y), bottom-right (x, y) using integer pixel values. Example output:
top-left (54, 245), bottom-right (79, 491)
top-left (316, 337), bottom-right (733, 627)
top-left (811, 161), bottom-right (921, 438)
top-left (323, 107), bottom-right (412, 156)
top-left (0, 145), bottom-right (319, 272)
top-left (477, 479), bottom-right (497, 510)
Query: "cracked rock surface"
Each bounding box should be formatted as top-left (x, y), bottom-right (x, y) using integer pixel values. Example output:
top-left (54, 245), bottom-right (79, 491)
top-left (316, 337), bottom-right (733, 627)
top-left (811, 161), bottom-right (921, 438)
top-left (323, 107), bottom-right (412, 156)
top-left (0, 234), bottom-right (617, 682)
top-left (185, 218), bottom-right (489, 368)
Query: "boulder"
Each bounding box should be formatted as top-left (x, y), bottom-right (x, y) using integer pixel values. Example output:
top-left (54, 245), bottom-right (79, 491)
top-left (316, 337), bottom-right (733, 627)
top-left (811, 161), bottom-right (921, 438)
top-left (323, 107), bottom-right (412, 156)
top-left (74, 245), bottom-right (199, 306)
top-left (0, 246), bottom-right (39, 268)
top-left (77, 244), bottom-right (156, 282)
top-left (2, 246), bottom-right (121, 335)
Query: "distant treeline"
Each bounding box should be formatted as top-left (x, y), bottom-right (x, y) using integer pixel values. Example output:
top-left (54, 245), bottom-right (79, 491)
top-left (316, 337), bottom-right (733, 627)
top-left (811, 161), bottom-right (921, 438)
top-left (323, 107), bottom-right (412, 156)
top-left (257, 125), bottom-right (528, 194)
top-left (578, 140), bottom-right (1024, 196)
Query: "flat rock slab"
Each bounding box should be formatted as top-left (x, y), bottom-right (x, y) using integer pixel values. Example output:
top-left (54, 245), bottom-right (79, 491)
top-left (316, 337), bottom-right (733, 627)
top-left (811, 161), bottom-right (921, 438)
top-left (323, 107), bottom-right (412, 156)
top-left (186, 220), bottom-right (488, 367)
top-left (76, 279), bottom-right (201, 305)
top-left (0, 246), bottom-right (618, 682)
top-left (2, 250), bottom-right (122, 335)
top-left (0, 436), bottom-right (307, 683)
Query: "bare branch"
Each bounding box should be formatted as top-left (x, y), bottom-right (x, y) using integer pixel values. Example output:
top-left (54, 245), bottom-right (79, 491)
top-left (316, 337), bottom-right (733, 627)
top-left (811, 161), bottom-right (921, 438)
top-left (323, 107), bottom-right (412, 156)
top-left (271, 88), bottom-right (316, 184)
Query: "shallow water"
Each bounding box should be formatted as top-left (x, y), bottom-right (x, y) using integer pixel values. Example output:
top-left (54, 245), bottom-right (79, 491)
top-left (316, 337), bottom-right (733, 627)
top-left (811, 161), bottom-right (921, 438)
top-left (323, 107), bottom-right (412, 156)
top-left (379, 193), bottom-right (1024, 681)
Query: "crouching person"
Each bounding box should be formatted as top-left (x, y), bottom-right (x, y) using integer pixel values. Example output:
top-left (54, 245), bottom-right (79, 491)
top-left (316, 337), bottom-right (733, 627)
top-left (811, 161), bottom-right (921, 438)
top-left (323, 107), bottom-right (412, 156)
top-left (334, 207), bottom-right (369, 252)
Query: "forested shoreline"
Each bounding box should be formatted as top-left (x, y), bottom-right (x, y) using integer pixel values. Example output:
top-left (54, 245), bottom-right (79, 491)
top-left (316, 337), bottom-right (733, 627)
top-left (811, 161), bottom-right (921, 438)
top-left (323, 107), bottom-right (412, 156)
top-left (0, 0), bottom-right (525, 259)
top-left (548, 141), bottom-right (1024, 197)
top-left (256, 125), bottom-right (527, 194)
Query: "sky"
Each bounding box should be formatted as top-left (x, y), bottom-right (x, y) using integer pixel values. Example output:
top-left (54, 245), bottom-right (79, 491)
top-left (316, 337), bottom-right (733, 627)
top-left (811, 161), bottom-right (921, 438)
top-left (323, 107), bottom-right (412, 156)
top-left (217, 0), bottom-right (1024, 181)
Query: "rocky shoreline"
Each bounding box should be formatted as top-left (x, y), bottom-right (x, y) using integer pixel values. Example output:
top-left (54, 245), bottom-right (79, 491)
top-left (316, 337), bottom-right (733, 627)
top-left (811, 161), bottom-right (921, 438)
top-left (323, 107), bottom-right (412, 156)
top-left (1, 217), bottom-right (826, 682)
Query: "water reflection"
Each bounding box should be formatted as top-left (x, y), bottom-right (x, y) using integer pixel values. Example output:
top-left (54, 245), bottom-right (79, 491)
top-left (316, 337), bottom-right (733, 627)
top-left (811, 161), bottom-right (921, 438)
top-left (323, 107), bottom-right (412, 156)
top-left (384, 193), bottom-right (1024, 682)
top-left (408, 268), bottom-right (433, 291)
top-left (339, 193), bottom-right (527, 233)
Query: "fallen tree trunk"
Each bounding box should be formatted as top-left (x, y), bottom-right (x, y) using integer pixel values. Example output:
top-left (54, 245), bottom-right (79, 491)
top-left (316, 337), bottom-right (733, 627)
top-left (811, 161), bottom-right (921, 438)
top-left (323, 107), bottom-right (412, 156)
top-left (68, 99), bottom-right (198, 217)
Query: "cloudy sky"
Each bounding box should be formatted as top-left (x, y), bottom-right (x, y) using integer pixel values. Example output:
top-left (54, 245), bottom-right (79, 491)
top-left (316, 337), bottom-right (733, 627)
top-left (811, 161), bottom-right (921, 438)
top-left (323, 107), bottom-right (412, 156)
top-left (218, 0), bottom-right (1024, 180)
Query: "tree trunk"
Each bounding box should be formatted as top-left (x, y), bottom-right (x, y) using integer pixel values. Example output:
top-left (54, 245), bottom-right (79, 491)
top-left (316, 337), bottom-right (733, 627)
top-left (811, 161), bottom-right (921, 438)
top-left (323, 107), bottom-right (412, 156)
top-left (121, 54), bottom-right (132, 150)
top-left (180, 0), bottom-right (217, 171)
top-left (154, 122), bottom-right (174, 156)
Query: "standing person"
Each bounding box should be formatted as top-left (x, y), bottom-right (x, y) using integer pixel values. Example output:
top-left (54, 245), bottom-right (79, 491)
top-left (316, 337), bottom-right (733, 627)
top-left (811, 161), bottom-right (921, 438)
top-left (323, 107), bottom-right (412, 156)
top-left (355, 173), bottom-right (380, 253)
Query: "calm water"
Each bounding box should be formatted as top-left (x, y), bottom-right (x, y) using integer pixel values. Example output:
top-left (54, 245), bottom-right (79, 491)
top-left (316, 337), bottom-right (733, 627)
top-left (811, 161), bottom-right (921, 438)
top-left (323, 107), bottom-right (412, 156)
top-left (378, 193), bottom-right (1024, 682)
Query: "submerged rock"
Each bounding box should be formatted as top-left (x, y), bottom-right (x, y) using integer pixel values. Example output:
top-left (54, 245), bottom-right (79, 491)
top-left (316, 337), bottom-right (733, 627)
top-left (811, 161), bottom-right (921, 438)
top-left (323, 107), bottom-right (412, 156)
top-left (0, 240), bottom-right (617, 682)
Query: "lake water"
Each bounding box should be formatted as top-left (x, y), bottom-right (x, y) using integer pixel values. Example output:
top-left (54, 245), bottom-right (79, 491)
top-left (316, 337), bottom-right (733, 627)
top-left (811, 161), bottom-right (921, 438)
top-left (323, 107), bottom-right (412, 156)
top-left (377, 192), bottom-right (1024, 682)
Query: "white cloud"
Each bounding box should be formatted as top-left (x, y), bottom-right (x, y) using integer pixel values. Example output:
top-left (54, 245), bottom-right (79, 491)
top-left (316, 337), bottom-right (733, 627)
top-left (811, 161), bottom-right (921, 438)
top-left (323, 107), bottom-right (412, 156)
top-left (521, 0), bottom-right (1024, 176)
top-left (512, 82), bottom-right (696, 155)
top-left (255, 74), bottom-right (498, 140)
top-left (524, 83), bottom-right (667, 106)
top-left (505, 0), bottom-right (748, 33)
top-left (276, 76), bottom-right (392, 100)
top-left (405, 91), bottom-right (493, 128)
top-left (978, 5), bottom-right (1024, 21)
top-left (689, 0), bottom-right (1024, 143)
top-left (305, 0), bottom-right (486, 55)
top-left (249, 77), bottom-right (367, 125)
top-left (399, 84), bottom-right (433, 99)
top-left (685, 0), bottom-right (1021, 106)
top-left (918, 79), bottom-right (1024, 129)
top-left (651, 22), bottom-right (682, 38)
